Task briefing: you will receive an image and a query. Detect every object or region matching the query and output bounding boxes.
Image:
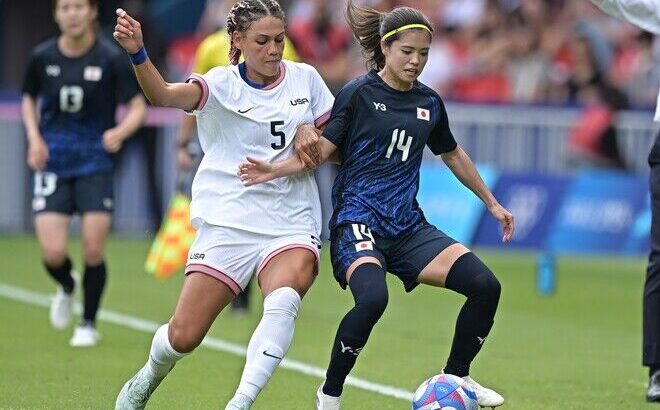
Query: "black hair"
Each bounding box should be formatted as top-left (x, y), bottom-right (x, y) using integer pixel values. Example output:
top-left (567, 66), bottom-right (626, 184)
top-left (226, 0), bottom-right (286, 65)
top-left (345, 0), bottom-right (433, 70)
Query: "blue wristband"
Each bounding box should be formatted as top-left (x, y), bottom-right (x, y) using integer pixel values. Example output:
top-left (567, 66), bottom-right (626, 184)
top-left (129, 47), bottom-right (148, 65)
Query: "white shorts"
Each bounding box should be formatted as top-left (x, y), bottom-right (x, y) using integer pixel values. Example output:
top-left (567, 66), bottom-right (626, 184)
top-left (185, 222), bottom-right (322, 295)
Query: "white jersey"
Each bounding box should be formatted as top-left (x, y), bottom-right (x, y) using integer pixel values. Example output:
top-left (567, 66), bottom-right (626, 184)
top-left (187, 60), bottom-right (334, 236)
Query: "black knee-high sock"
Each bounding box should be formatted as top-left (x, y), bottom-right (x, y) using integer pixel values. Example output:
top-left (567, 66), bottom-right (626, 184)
top-left (323, 263), bottom-right (388, 397)
top-left (83, 261), bottom-right (107, 324)
top-left (443, 253), bottom-right (501, 377)
top-left (44, 257), bottom-right (74, 293)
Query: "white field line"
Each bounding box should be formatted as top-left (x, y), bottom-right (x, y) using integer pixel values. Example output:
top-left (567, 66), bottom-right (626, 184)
top-left (0, 282), bottom-right (414, 402)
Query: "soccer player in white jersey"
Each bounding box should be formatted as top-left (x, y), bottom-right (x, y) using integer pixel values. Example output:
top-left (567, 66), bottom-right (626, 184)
top-left (112, 1), bottom-right (334, 409)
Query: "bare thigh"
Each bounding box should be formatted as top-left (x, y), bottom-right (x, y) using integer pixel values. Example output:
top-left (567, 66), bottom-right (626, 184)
top-left (35, 213), bottom-right (71, 265)
top-left (168, 272), bottom-right (236, 353)
top-left (416, 243), bottom-right (471, 287)
top-left (81, 212), bottom-right (111, 265)
top-left (258, 248), bottom-right (317, 298)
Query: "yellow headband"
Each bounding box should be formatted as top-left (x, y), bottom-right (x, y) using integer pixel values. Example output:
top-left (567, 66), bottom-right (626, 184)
top-left (381, 23), bottom-right (432, 42)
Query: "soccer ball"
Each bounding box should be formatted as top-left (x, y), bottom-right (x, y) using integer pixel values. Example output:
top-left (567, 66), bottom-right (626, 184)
top-left (411, 374), bottom-right (479, 410)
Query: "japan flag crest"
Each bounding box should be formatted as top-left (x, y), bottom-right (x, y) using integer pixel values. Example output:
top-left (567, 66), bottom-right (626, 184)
top-left (417, 107), bottom-right (430, 121)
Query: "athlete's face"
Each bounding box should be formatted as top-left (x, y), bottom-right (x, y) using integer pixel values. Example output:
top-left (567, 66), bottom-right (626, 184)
top-left (381, 29), bottom-right (431, 88)
top-left (54, 0), bottom-right (97, 39)
top-left (234, 16), bottom-right (285, 81)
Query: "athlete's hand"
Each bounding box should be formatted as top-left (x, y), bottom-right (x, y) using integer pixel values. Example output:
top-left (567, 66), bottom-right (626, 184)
top-left (294, 123), bottom-right (321, 169)
top-left (238, 157), bottom-right (277, 186)
top-left (489, 203), bottom-right (514, 243)
top-left (103, 128), bottom-right (124, 153)
top-left (113, 8), bottom-right (144, 54)
top-left (27, 138), bottom-right (49, 171)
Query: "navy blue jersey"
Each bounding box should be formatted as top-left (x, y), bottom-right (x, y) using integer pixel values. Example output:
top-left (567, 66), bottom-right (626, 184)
top-left (324, 70), bottom-right (457, 238)
top-left (22, 37), bottom-right (140, 177)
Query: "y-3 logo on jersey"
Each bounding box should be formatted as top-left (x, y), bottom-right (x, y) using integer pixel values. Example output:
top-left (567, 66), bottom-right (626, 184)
top-left (290, 98), bottom-right (310, 106)
top-left (373, 102), bottom-right (387, 111)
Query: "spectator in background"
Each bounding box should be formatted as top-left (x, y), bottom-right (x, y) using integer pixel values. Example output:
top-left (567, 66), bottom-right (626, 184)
top-left (176, 0), bottom-right (301, 314)
top-left (288, 0), bottom-right (352, 91)
top-left (587, 0), bottom-right (660, 402)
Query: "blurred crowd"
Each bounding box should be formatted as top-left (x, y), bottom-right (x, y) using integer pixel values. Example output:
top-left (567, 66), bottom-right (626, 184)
top-left (176, 0), bottom-right (659, 111)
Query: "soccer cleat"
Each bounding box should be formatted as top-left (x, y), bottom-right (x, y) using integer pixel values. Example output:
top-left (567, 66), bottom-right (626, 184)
top-left (224, 394), bottom-right (252, 410)
top-left (462, 376), bottom-right (504, 408)
top-left (49, 271), bottom-right (79, 330)
top-left (69, 322), bottom-right (100, 347)
top-left (115, 364), bottom-right (167, 410)
top-left (315, 383), bottom-right (340, 410)
top-left (647, 370), bottom-right (660, 402)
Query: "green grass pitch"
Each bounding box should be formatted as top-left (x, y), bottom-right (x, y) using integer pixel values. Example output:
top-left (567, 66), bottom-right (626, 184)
top-left (0, 235), bottom-right (654, 409)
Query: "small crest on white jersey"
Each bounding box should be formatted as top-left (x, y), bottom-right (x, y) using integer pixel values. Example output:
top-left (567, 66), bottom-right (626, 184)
top-left (84, 66), bottom-right (103, 82)
top-left (417, 107), bottom-right (430, 121)
top-left (45, 65), bottom-right (60, 77)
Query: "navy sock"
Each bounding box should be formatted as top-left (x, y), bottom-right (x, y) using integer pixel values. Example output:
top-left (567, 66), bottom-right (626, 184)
top-left (82, 261), bottom-right (107, 324)
top-left (443, 253), bottom-right (501, 377)
top-left (323, 263), bottom-right (388, 397)
top-left (44, 257), bottom-right (74, 293)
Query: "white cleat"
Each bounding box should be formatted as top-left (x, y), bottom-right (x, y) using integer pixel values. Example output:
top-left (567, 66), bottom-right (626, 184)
top-left (49, 271), bottom-right (79, 330)
top-left (224, 393), bottom-right (252, 410)
top-left (462, 376), bottom-right (504, 408)
top-left (70, 323), bottom-right (100, 347)
top-left (315, 384), bottom-right (340, 410)
top-left (115, 364), bottom-right (167, 410)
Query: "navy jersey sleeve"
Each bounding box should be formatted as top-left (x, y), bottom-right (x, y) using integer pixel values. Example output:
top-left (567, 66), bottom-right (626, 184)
top-left (22, 51), bottom-right (41, 97)
top-left (322, 81), bottom-right (359, 149)
top-left (426, 97), bottom-right (458, 155)
top-left (110, 49), bottom-right (140, 103)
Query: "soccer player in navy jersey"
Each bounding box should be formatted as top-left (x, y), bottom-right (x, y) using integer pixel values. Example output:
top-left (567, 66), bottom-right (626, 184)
top-left (238, 2), bottom-right (514, 409)
top-left (21, 0), bottom-right (146, 347)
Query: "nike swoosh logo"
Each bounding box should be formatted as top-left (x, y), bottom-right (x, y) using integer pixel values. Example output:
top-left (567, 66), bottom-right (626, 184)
top-left (262, 350), bottom-right (283, 360)
top-left (238, 107), bottom-right (255, 114)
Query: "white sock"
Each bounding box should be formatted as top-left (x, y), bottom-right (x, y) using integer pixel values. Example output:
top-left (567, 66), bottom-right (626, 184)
top-left (148, 323), bottom-right (187, 378)
top-left (236, 287), bottom-right (301, 401)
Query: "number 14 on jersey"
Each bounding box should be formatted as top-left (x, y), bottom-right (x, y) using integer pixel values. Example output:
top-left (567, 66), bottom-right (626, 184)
top-left (385, 129), bottom-right (413, 162)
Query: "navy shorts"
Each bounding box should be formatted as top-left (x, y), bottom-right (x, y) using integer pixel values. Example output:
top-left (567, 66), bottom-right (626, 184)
top-left (330, 222), bottom-right (458, 292)
top-left (32, 171), bottom-right (114, 215)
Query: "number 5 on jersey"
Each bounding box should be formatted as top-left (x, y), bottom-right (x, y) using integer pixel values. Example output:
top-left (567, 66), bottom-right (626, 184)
top-left (270, 120), bottom-right (285, 150)
top-left (385, 128), bottom-right (412, 162)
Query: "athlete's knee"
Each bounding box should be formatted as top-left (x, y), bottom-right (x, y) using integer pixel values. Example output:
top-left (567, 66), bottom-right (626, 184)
top-left (263, 287), bottom-right (301, 319)
top-left (42, 247), bottom-right (68, 267)
top-left (350, 263), bottom-right (389, 322)
top-left (82, 243), bottom-right (104, 266)
top-left (445, 253), bottom-right (501, 308)
top-left (168, 318), bottom-right (204, 353)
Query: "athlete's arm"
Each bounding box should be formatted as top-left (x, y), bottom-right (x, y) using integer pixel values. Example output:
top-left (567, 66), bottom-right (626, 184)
top-left (441, 146), bottom-right (515, 243)
top-left (21, 94), bottom-right (48, 171)
top-left (295, 123), bottom-right (341, 168)
top-left (589, 0), bottom-right (660, 34)
top-left (238, 137), bottom-right (338, 186)
top-left (176, 116), bottom-right (197, 171)
top-left (103, 94), bottom-right (147, 153)
top-left (113, 9), bottom-right (201, 111)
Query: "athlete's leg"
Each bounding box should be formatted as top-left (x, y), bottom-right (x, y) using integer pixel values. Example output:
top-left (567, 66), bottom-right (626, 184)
top-left (116, 272), bottom-right (235, 410)
top-left (228, 247), bottom-right (317, 408)
top-left (322, 258), bottom-right (387, 399)
top-left (417, 243), bottom-right (503, 407)
top-left (80, 212), bottom-right (111, 322)
top-left (35, 213), bottom-right (77, 330)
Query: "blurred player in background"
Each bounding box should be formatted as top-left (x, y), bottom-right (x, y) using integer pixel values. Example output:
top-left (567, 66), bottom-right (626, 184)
top-left (21, 0), bottom-right (146, 347)
top-left (587, 0), bottom-right (660, 402)
top-left (112, 1), bottom-right (334, 408)
top-left (238, 2), bottom-right (514, 409)
top-left (176, 1), bottom-right (301, 314)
